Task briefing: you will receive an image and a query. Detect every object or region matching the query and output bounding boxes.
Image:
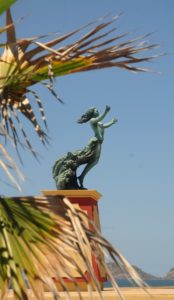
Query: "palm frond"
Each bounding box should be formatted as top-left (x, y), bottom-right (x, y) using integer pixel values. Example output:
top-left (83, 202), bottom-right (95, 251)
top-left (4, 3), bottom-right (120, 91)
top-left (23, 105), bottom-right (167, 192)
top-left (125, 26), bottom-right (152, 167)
top-left (0, 196), bottom-right (147, 300)
top-left (0, 9), bottom-right (159, 161)
top-left (0, 127), bottom-right (24, 191)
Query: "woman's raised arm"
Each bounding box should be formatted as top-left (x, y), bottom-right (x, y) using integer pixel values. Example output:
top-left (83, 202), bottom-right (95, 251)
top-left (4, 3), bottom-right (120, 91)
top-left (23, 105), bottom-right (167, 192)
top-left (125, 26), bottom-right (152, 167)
top-left (91, 105), bottom-right (110, 123)
top-left (103, 118), bottom-right (117, 128)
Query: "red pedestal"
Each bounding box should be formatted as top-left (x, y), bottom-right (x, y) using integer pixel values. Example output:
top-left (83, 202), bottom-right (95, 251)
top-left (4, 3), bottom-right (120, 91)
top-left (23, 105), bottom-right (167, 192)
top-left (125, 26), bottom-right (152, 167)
top-left (42, 190), bottom-right (107, 290)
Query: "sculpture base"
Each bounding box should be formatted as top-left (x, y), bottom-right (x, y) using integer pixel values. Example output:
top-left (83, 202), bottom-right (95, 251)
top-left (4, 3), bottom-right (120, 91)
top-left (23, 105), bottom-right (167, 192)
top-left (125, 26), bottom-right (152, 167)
top-left (41, 190), bottom-right (107, 291)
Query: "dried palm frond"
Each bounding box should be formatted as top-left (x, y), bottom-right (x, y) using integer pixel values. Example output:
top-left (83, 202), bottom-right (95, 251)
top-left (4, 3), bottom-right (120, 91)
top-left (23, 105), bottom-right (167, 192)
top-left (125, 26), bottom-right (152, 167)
top-left (0, 9), bottom-right (158, 158)
top-left (0, 195), bottom-right (147, 300)
top-left (0, 117), bottom-right (24, 192)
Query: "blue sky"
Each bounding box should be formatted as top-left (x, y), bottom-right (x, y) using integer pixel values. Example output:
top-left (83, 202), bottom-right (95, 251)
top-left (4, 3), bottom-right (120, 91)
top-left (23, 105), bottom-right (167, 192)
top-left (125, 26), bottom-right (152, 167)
top-left (1, 0), bottom-right (174, 276)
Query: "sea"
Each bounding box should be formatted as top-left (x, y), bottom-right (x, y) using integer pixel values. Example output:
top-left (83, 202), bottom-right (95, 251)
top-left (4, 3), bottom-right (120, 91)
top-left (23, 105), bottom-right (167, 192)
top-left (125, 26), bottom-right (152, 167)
top-left (104, 279), bottom-right (174, 288)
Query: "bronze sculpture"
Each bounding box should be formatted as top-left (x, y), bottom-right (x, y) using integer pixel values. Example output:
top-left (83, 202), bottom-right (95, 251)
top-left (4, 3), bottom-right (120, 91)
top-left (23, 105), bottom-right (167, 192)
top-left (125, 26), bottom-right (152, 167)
top-left (52, 106), bottom-right (117, 189)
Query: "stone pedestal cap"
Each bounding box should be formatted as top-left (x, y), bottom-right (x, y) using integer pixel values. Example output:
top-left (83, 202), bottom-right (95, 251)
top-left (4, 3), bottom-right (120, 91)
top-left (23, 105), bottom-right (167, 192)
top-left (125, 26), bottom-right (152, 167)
top-left (41, 190), bottom-right (102, 201)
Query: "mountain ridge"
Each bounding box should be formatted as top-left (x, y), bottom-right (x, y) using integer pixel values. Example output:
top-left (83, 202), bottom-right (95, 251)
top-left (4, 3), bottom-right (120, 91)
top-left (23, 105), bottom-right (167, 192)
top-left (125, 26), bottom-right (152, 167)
top-left (107, 263), bottom-right (174, 280)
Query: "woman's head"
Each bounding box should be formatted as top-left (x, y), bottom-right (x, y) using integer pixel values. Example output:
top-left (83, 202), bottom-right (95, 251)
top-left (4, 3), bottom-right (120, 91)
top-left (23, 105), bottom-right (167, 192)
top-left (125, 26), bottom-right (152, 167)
top-left (77, 107), bottom-right (99, 123)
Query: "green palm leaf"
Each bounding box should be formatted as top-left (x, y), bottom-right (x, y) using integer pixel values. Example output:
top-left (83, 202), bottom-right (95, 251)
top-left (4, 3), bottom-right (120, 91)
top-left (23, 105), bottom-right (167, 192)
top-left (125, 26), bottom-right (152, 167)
top-left (0, 0), bottom-right (16, 16)
top-left (0, 196), bottom-right (147, 299)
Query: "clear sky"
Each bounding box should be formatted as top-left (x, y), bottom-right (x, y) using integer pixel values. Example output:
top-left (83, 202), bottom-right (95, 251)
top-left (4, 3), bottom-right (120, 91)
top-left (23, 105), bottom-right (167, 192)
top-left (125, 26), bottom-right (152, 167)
top-left (1, 0), bottom-right (174, 277)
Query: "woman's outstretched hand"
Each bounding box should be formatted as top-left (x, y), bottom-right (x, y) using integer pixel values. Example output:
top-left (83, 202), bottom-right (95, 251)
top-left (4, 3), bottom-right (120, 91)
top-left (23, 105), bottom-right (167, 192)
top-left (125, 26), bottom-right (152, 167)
top-left (105, 105), bottom-right (111, 112)
top-left (112, 118), bottom-right (118, 124)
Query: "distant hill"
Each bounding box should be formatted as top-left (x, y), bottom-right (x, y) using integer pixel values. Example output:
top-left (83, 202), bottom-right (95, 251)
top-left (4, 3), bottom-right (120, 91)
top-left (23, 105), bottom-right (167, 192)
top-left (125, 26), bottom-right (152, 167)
top-left (107, 262), bottom-right (161, 280)
top-left (107, 262), bottom-right (174, 281)
top-left (165, 268), bottom-right (174, 280)
top-left (132, 265), bottom-right (162, 280)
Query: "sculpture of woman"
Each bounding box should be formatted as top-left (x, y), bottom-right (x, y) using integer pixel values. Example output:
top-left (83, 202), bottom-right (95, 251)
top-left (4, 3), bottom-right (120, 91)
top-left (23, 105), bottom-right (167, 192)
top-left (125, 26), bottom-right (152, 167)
top-left (52, 106), bottom-right (117, 189)
top-left (77, 105), bottom-right (117, 187)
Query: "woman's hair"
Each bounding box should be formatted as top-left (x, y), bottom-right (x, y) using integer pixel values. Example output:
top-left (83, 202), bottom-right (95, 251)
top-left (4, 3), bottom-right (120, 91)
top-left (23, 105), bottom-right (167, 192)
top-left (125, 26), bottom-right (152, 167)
top-left (77, 107), bottom-right (96, 123)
